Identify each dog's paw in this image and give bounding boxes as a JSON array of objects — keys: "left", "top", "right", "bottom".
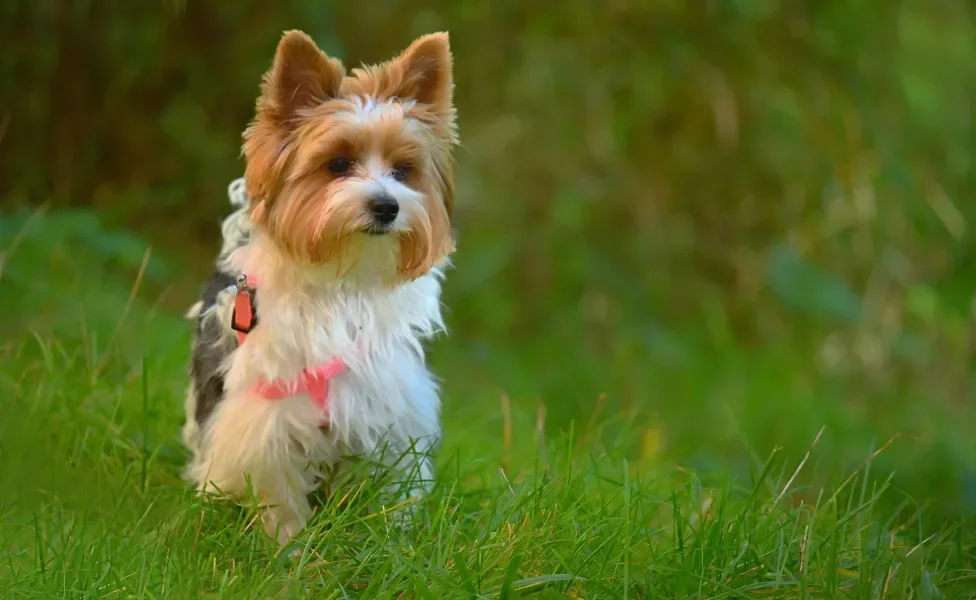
[{"left": 262, "top": 504, "right": 307, "bottom": 546}]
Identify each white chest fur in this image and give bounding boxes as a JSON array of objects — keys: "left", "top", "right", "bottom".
[
  {"left": 186, "top": 235, "right": 446, "bottom": 542},
  {"left": 224, "top": 235, "right": 446, "bottom": 451}
]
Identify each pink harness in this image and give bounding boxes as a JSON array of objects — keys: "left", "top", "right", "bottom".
[{"left": 231, "top": 274, "right": 347, "bottom": 425}]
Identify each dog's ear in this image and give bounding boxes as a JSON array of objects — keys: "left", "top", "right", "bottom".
[
  {"left": 392, "top": 33, "right": 453, "bottom": 110},
  {"left": 243, "top": 32, "right": 345, "bottom": 203},
  {"left": 263, "top": 30, "right": 345, "bottom": 121}
]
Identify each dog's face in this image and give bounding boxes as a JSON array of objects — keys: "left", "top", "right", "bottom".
[{"left": 242, "top": 31, "right": 457, "bottom": 282}]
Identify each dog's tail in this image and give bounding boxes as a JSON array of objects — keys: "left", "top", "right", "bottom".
[
  {"left": 220, "top": 178, "right": 254, "bottom": 257},
  {"left": 228, "top": 177, "right": 249, "bottom": 209},
  {"left": 186, "top": 179, "right": 254, "bottom": 321}
]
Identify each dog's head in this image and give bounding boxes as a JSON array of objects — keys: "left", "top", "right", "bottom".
[{"left": 242, "top": 31, "right": 457, "bottom": 283}]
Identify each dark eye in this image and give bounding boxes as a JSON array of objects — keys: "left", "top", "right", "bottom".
[
  {"left": 391, "top": 163, "right": 413, "bottom": 182},
  {"left": 327, "top": 157, "right": 352, "bottom": 175}
]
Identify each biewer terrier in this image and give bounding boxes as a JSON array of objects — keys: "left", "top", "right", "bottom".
[{"left": 181, "top": 30, "right": 457, "bottom": 544}]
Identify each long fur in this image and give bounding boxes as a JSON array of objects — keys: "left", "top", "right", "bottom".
[{"left": 182, "top": 30, "right": 457, "bottom": 544}]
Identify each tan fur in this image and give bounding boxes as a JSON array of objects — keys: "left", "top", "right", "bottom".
[{"left": 242, "top": 31, "right": 457, "bottom": 280}]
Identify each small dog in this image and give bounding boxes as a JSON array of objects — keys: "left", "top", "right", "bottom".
[{"left": 181, "top": 30, "right": 457, "bottom": 544}]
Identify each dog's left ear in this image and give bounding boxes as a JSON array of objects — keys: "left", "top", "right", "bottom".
[{"left": 393, "top": 33, "right": 453, "bottom": 110}]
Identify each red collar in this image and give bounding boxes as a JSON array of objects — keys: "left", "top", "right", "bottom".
[{"left": 232, "top": 274, "right": 347, "bottom": 424}]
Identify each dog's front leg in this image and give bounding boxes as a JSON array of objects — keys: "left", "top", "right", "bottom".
[
  {"left": 365, "top": 434, "right": 438, "bottom": 528},
  {"left": 186, "top": 391, "right": 329, "bottom": 544}
]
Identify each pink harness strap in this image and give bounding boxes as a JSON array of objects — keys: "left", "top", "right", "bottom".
[{"left": 232, "top": 274, "right": 347, "bottom": 424}]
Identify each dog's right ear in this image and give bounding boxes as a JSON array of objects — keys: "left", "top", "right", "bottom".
[
  {"left": 244, "top": 31, "right": 345, "bottom": 202},
  {"left": 262, "top": 30, "right": 345, "bottom": 122}
]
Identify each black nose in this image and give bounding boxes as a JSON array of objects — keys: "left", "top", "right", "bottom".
[{"left": 368, "top": 193, "right": 399, "bottom": 224}]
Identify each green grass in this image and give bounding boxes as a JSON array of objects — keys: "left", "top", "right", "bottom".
[{"left": 1, "top": 211, "right": 975, "bottom": 598}]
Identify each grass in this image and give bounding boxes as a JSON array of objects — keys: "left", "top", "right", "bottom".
[{"left": 1, "top": 211, "right": 975, "bottom": 598}]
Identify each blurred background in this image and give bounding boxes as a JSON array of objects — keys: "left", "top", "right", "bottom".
[{"left": 1, "top": 1, "right": 974, "bottom": 518}]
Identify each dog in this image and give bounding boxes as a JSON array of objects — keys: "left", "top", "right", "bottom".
[{"left": 181, "top": 30, "right": 457, "bottom": 544}]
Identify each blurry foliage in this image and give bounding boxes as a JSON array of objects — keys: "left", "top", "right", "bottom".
[
  {"left": 0, "top": 0, "right": 340, "bottom": 239},
  {"left": 2, "top": 1, "right": 975, "bottom": 473},
  {"left": 0, "top": 208, "right": 170, "bottom": 343}
]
